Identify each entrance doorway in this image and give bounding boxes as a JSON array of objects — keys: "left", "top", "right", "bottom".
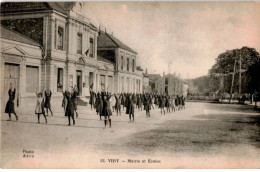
[
  {"left": 76, "top": 70, "right": 82, "bottom": 96},
  {"left": 3, "top": 63, "right": 20, "bottom": 110}
]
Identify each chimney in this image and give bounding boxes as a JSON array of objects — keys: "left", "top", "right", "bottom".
[
  {"left": 163, "top": 71, "right": 165, "bottom": 77},
  {"left": 178, "top": 73, "right": 180, "bottom": 78},
  {"left": 145, "top": 68, "right": 148, "bottom": 74}
]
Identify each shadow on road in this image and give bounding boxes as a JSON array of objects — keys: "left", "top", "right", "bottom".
[{"left": 1, "top": 119, "right": 102, "bottom": 129}]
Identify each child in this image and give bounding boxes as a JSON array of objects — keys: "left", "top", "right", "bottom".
[
  {"left": 44, "top": 90, "right": 53, "bottom": 116},
  {"left": 5, "top": 83, "right": 18, "bottom": 121},
  {"left": 35, "top": 92, "right": 47, "bottom": 124}
]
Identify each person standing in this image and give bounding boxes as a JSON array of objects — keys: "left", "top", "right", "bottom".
[
  {"left": 89, "top": 91, "right": 95, "bottom": 110},
  {"left": 136, "top": 94, "right": 141, "bottom": 111},
  {"left": 175, "top": 95, "right": 180, "bottom": 111},
  {"left": 165, "top": 95, "right": 170, "bottom": 113},
  {"left": 5, "top": 83, "right": 18, "bottom": 121},
  {"left": 161, "top": 96, "right": 166, "bottom": 115},
  {"left": 35, "top": 92, "right": 47, "bottom": 124},
  {"left": 144, "top": 94, "right": 151, "bottom": 117},
  {"left": 126, "top": 94, "right": 135, "bottom": 122},
  {"left": 62, "top": 90, "right": 68, "bottom": 114},
  {"left": 154, "top": 95, "right": 159, "bottom": 109},
  {"left": 102, "top": 93, "right": 112, "bottom": 128},
  {"left": 95, "top": 93, "right": 103, "bottom": 120},
  {"left": 170, "top": 96, "right": 176, "bottom": 113},
  {"left": 110, "top": 93, "right": 116, "bottom": 112},
  {"left": 114, "top": 94, "right": 121, "bottom": 116},
  {"left": 64, "top": 91, "right": 75, "bottom": 126},
  {"left": 120, "top": 93, "right": 125, "bottom": 110},
  {"left": 181, "top": 95, "right": 185, "bottom": 110},
  {"left": 44, "top": 90, "right": 53, "bottom": 116},
  {"left": 72, "top": 85, "right": 78, "bottom": 118}
]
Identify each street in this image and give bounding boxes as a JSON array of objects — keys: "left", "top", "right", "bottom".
[{"left": 1, "top": 102, "right": 260, "bottom": 168}]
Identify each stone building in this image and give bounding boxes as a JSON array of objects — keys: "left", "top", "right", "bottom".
[
  {"left": 148, "top": 73, "right": 161, "bottom": 93},
  {"left": 97, "top": 31, "right": 143, "bottom": 93},
  {"left": 0, "top": 2, "right": 145, "bottom": 113},
  {"left": 155, "top": 73, "right": 184, "bottom": 96},
  {"left": 0, "top": 25, "right": 42, "bottom": 113},
  {"left": 0, "top": 2, "right": 115, "bottom": 112}
]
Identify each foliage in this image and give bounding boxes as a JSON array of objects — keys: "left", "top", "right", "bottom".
[
  {"left": 1, "top": 18, "right": 43, "bottom": 45},
  {"left": 192, "top": 47, "right": 260, "bottom": 96}
]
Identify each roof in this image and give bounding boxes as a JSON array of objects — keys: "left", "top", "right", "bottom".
[
  {"left": 97, "top": 32, "right": 137, "bottom": 54},
  {"left": 143, "top": 73, "right": 149, "bottom": 77},
  {"left": 97, "top": 55, "right": 114, "bottom": 65},
  {"left": 148, "top": 74, "right": 161, "bottom": 82},
  {"left": 0, "top": 2, "right": 55, "bottom": 13},
  {"left": 1, "top": 2, "right": 97, "bottom": 30},
  {"left": 0, "top": 25, "right": 40, "bottom": 47}
]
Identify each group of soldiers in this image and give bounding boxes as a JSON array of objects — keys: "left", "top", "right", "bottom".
[
  {"left": 4, "top": 83, "right": 186, "bottom": 128},
  {"left": 89, "top": 91, "right": 186, "bottom": 128}
]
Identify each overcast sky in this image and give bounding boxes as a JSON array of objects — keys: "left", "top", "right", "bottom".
[{"left": 84, "top": 2, "right": 260, "bottom": 79}]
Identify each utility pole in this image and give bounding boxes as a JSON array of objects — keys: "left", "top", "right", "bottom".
[
  {"left": 239, "top": 50, "right": 242, "bottom": 102},
  {"left": 229, "top": 57, "right": 237, "bottom": 103}
]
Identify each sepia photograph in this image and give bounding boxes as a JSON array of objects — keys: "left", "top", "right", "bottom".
[{"left": 0, "top": 1, "right": 260, "bottom": 169}]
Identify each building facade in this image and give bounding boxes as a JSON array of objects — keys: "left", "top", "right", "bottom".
[
  {"left": 0, "top": 2, "right": 116, "bottom": 113},
  {"left": 97, "top": 32, "right": 143, "bottom": 94},
  {"left": 0, "top": 25, "right": 43, "bottom": 113},
  {"left": 1, "top": 2, "right": 145, "bottom": 113},
  {"left": 155, "top": 73, "right": 184, "bottom": 96}
]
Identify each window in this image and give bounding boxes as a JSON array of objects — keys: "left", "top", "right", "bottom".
[
  {"left": 26, "top": 65, "right": 39, "bottom": 92},
  {"left": 89, "top": 38, "right": 94, "bottom": 57},
  {"left": 108, "top": 76, "right": 113, "bottom": 93},
  {"left": 121, "top": 55, "right": 123, "bottom": 70},
  {"left": 57, "top": 26, "right": 64, "bottom": 50},
  {"left": 57, "top": 68, "right": 63, "bottom": 92},
  {"left": 132, "top": 59, "right": 135, "bottom": 72},
  {"left": 127, "top": 77, "right": 130, "bottom": 92},
  {"left": 133, "top": 78, "right": 135, "bottom": 92},
  {"left": 77, "top": 33, "right": 82, "bottom": 54},
  {"left": 165, "top": 78, "right": 168, "bottom": 85},
  {"left": 121, "top": 77, "right": 124, "bottom": 92},
  {"left": 127, "top": 58, "right": 129, "bottom": 71},
  {"left": 69, "top": 75, "right": 73, "bottom": 88},
  {"left": 89, "top": 72, "right": 94, "bottom": 90},
  {"left": 100, "top": 75, "right": 106, "bottom": 91}
]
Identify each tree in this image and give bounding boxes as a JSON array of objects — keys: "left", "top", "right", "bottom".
[
  {"left": 247, "top": 61, "right": 260, "bottom": 94},
  {"left": 209, "top": 47, "right": 260, "bottom": 95}
]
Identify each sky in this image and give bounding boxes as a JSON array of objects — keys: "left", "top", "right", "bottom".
[{"left": 83, "top": 2, "right": 260, "bottom": 79}]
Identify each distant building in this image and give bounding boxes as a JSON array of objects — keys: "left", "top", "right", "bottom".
[
  {"left": 97, "top": 31, "right": 143, "bottom": 93},
  {"left": 142, "top": 73, "right": 150, "bottom": 93},
  {"left": 155, "top": 73, "right": 184, "bottom": 96},
  {"left": 147, "top": 74, "right": 161, "bottom": 93}
]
